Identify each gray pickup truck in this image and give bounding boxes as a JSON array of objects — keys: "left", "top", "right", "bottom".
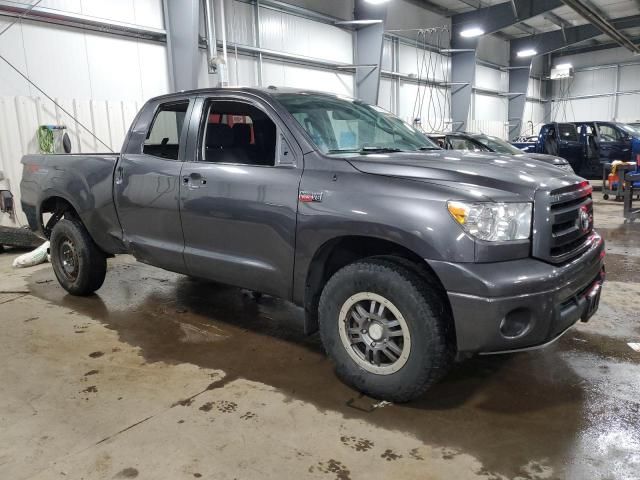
[{"left": 20, "top": 87, "right": 605, "bottom": 402}]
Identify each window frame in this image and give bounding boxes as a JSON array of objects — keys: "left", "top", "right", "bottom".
[
  {"left": 196, "top": 97, "right": 293, "bottom": 168},
  {"left": 142, "top": 100, "right": 191, "bottom": 161}
]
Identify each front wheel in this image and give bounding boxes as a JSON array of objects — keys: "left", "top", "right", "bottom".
[
  {"left": 50, "top": 218, "right": 106, "bottom": 295},
  {"left": 318, "top": 258, "right": 453, "bottom": 402}
]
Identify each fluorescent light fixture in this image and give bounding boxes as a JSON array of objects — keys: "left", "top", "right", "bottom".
[
  {"left": 555, "top": 63, "right": 572, "bottom": 69},
  {"left": 364, "top": 0, "right": 390, "bottom": 4},
  {"left": 460, "top": 27, "right": 484, "bottom": 38},
  {"left": 517, "top": 48, "right": 537, "bottom": 57}
]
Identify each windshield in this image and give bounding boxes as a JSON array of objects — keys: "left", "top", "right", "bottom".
[
  {"left": 474, "top": 135, "right": 524, "bottom": 155},
  {"left": 620, "top": 124, "right": 640, "bottom": 135},
  {"left": 274, "top": 93, "right": 439, "bottom": 154}
]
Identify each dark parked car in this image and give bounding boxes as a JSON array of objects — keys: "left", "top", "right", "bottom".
[
  {"left": 511, "top": 121, "right": 640, "bottom": 178},
  {"left": 573, "top": 121, "right": 640, "bottom": 167},
  {"left": 21, "top": 88, "right": 604, "bottom": 402},
  {"left": 427, "top": 132, "right": 574, "bottom": 173}
]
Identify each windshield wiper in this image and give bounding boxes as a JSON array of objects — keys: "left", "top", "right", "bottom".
[
  {"left": 359, "top": 146, "right": 403, "bottom": 153},
  {"left": 418, "top": 146, "right": 440, "bottom": 150}
]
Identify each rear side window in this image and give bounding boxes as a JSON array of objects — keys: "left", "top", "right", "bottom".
[
  {"left": 143, "top": 102, "right": 189, "bottom": 160},
  {"left": 557, "top": 124, "right": 578, "bottom": 141}
]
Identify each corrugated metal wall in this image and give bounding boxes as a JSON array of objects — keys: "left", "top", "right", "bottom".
[
  {"left": 551, "top": 48, "right": 640, "bottom": 124},
  {"left": 0, "top": 1, "right": 168, "bottom": 227},
  {"left": 0, "top": 96, "right": 139, "bottom": 225}
]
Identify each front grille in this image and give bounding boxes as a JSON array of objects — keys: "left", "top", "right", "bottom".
[{"left": 533, "top": 181, "right": 594, "bottom": 264}]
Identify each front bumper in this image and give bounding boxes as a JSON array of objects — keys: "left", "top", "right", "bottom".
[{"left": 428, "top": 231, "right": 605, "bottom": 353}]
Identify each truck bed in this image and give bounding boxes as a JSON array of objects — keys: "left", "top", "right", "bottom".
[{"left": 20, "top": 153, "right": 125, "bottom": 254}]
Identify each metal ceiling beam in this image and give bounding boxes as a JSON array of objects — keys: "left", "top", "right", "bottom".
[
  {"left": 561, "top": 0, "right": 640, "bottom": 53},
  {"left": 452, "top": 0, "right": 563, "bottom": 35},
  {"left": 553, "top": 35, "right": 640, "bottom": 56},
  {"left": 0, "top": 0, "right": 166, "bottom": 42},
  {"left": 544, "top": 11, "right": 573, "bottom": 28},
  {"left": 510, "top": 14, "right": 640, "bottom": 57},
  {"left": 403, "top": 0, "right": 454, "bottom": 17}
]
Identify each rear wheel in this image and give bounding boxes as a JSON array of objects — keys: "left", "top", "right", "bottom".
[
  {"left": 50, "top": 218, "right": 106, "bottom": 295},
  {"left": 318, "top": 258, "right": 453, "bottom": 402}
]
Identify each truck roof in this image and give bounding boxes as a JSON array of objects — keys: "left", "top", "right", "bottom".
[{"left": 147, "top": 86, "right": 348, "bottom": 103}]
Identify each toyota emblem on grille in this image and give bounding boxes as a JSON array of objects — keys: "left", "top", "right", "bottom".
[{"left": 578, "top": 205, "right": 592, "bottom": 232}]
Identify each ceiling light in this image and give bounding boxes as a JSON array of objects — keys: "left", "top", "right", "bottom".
[
  {"left": 460, "top": 27, "right": 484, "bottom": 38},
  {"left": 555, "top": 63, "right": 572, "bottom": 69},
  {"left": 517, "top": 48, "right": 537, "bottom": 57},
  {"left": 364, "top": 0, "right": 390, "bottom": 4}
]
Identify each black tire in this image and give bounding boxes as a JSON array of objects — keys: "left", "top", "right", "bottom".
[
  {"left": 603, "top": 194, "right": 609, "bottom": 200},
  {"left": 50, "top": 218, "right": 106, "bottom": 295},
  {"left": 318, "top": 258, "right": 454, "bottom": 402},
  {"left": 0, "top": 226, "right": 43, "bottom": 249}
]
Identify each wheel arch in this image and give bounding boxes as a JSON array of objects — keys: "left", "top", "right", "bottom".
[
  {"left": 39, "top": 194, "right": 82, "bottom": 238},
  {"left": 301, "top": 235, "right": 454, "bottom": 341}
]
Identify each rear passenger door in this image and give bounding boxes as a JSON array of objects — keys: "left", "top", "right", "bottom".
[
  {"left": 179, "top": 96, "right": 302, "bottom": 299},
  {"left": 556, "top": 123, "right": 585, "bottom": 174},
  {"left": 114, "top": 99, "right": 191, "bottom": 273}
]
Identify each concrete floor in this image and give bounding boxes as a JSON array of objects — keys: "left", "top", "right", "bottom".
[{"left": 0, "top": 195, "right": 639, "bottom": 480}]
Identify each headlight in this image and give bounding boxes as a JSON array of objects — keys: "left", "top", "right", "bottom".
[{"left": 447, "top": 201, "right": 532, "bottom": 241}]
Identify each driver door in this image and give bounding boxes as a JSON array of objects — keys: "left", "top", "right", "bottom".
[{"left": 179, "top": 96, "right": 303, "bottom": 299}]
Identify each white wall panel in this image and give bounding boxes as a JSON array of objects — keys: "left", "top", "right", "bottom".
[
  {"left": 0, "top": 96, "right": 138, "bottom": 225},
  {"left": 554, "top": 68, "right": 617, "bottom": 97},
  {"left": 551, "top": 96, "right": 614, "bottom": 122},
  {"left": 475, "top": 65, "right": 507, "bottom": 92},
  {"left": 398, "top": 43, "right": 449, "bottom": 82},
  {"left": 138, "top": 41, "right": 171, "bottom": 99},
  {"left": 0, "top": 20, "right": 31, "bottom": 96},
  {"left": 382, "top": 39, "right": 393, "bottom": 71},
  {"left": 259, "top": 7, "right": 352, "bottom": 63},
  {"left": 473, "top": 94, "right": 507, "bottom": 122},
  {"left": 527, "top": 77, "right": 543, "bottom": 100},
  {"left": 615, "top": 94, "right": 640, "bottom": 123},
  {"left": 0, "top": 21, "right": 170, "bottom": 102},
  {"left": 85, "top": 33, "right": 143, "bottom": 101},
  {"left": 39, "top": 0, "right": 164, "bottom": 28},
  {"left": 20, "top": 22, "right": 93, "bottom": 100},
  {"left": 619, "top": 64, "right": 640, "bottom": 92},
  {"left": 378, "top": 78, "right": 394, "bottom": 113},
  {"left": 468, "top": 120, "right": 507, "bottom": 139},
  {"left": 521, "top": 101, "right": 545, "bottom": 136},
  {"left": 262, "top": 61, "right": 353, "bottom": 96},
  {"left": 398, "top": 82, "right": 449, "bottom": 130},
  {"left": 223, "top": 0, "right": 255, "bottom": 46}
]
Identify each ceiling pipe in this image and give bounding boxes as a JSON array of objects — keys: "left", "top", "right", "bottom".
[
  {"left": 561, "top": 0, "right": 640, "bottom": 53},
  {"left": 203, "top": 0, "right": 218, "bottom": 75}
]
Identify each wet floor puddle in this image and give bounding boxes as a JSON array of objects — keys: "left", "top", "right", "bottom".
[{"left": 28, "top": 261, "right": 640, "bottom": 479}]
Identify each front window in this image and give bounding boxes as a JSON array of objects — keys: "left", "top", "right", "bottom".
[
  {"left": 557, "top": 124, "right": 578, "bottom": 141},
  {"left": 474, "top": 135, "right": 523, "bottom": 155},
  {"left": 274, "top": 93, "right": 439, "bottom": 154}
]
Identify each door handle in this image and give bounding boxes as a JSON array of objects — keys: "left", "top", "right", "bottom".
[
  {"left": 115, "top": 166, "right": 124, "bottom": 185},
  {"left": 183, "top": 174, "right": 207, "bottom": 189}
]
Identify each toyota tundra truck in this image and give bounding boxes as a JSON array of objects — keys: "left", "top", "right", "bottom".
[{"left": 20, "top": 87, "right": 605, "bottom": 402}]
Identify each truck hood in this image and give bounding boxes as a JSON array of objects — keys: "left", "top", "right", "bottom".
[
  {"left": 346, "top": 150, "right": 582, "bottom": 202},
  {"left": 514, "top": 152, "right": 569, "bottom": 165}
]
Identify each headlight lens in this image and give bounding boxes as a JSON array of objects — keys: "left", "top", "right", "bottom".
[{"left": 447, "top": 201, "right": 532, "bottom": 241}]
